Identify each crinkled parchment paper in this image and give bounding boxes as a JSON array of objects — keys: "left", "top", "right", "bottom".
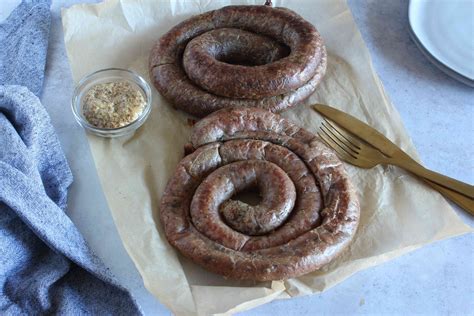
[{"left": 62, "top": 0, "right": 471, "bottom": 314}]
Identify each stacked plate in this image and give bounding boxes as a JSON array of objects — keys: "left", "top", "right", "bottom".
[{"left": 409, "top": 0, "right": 474, "bottom": 87}]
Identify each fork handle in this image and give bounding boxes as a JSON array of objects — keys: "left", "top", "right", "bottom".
[
  {"left": 387, "top": 158, "right": 474, "bottom": 199},
  {"left": 424, "top": 179, "right": 474, "bottom": 215}
]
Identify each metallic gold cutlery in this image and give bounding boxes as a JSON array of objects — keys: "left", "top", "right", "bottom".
[{"left": 312, "top": 104, "right": 474, "bottom": 215}]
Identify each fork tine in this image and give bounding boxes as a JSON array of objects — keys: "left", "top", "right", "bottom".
[
  {"left": 321, "top": 121, "right": 359, "bottom": 155},
  {"left": 323, "top": 118, "right": 363, "bottom": 149},
  {"left": 317, "top": 130, "right": 357, "bottom": 162}
]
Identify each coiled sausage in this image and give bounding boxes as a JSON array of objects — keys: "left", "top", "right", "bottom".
[{"left": 160, "top": 107, "right": 360, "bottom": 281}]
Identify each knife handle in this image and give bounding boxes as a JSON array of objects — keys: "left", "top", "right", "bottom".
[
  {"left": 387, "top": 158, "right": 474, "bottom": 199},
  {"left": 424, "top": 180, "right": 474, "bottom": 215}
]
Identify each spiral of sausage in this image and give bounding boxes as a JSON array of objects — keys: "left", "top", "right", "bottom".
[
  {"left": 149, "top": 5, "right": 327, "bottom": 117},
  {"left": 160, "top": 107, "right": 360, "bottom": 281}
]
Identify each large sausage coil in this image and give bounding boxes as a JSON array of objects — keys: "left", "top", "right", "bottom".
[
  {"left": 149, "top": 4, "right": 327, "bottom": 117},
  {"left": 160, "top": 107, "right": 360, "bottom": 281}
]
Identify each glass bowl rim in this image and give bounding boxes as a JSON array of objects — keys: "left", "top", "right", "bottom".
[{"left": 71, "top": 67, "right": 152, "bottom": 134}]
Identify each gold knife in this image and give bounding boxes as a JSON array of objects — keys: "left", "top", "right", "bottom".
[{"left": 312, "top": 104, "right": 474, "bottom": 214}]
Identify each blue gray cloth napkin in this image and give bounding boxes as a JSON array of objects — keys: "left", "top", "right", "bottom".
[{"left": 0, "top": 1, "right": 142, "bottom": 314}]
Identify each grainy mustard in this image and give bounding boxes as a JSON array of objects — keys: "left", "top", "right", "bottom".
[{"left": 82, "top": 81, "right": 146, "bottom": 129}]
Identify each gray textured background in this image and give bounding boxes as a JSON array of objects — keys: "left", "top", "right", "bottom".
[{"left": 1, "top": 0, "right": 472, "bottom": 315}]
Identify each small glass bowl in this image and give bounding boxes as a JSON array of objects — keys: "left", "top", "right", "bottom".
[{"left": 71, "top": 68, "right": 152, "bottom": 138}]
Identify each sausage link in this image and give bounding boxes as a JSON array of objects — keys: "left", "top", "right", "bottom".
[
  {"left": 160, "top": 107, "right": 360, "bottom": 281},
  {"left": 149, "top": 5, "right": 327, "bottom": 116}
]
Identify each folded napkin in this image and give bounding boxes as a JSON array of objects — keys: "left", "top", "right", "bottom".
[{"left": 0, "top": 1, "right": 142, "bottom": 314}]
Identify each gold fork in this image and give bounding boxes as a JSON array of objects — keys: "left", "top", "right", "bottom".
[{"left": 317, "top": 118, "right": 474, "bottom": 214}]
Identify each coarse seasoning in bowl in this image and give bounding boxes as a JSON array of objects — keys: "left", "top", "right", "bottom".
[{"left": 72, "top": 68, "right": 152, "bottom": 137}]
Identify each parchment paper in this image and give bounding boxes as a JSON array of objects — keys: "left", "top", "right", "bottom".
[{"left": 61, "top": 0, "right": 471, "bottom": 314}]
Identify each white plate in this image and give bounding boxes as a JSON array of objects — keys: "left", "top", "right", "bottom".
[{"left": 409, "top": 0, "right": 474, "bottom": 86}]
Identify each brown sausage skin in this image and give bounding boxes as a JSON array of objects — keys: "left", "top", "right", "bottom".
[
  {"left": 160, "top": 107, "right": 360, "bottom": 281},
  {"left": 149, "top": 5, "right": 327, "bottom": 117},
  {"left": 151, "top": 57, "right": 325, "bottom": 117},
  {"left": 184, "top": 28, "right": 290, "bottom": 68},
  {"left": 182, "top": 21, "right": 320, "bottom": 99},
  {"left": 191, "top": 160, "right": 297, "bottom": 246}
]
